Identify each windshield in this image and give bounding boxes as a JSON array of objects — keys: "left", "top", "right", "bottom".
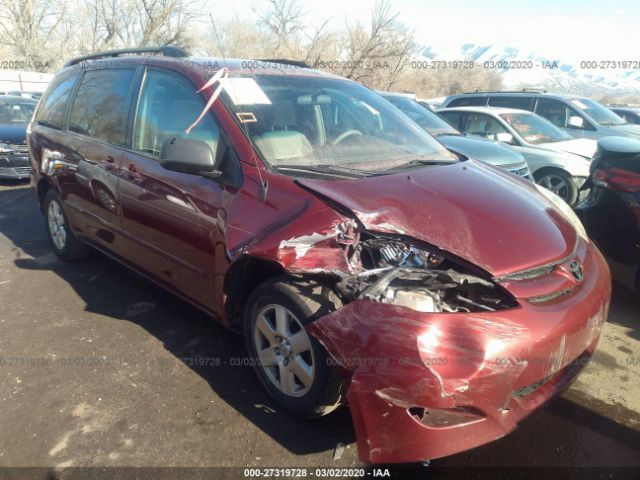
[
  {"left": 382, "top": 95, "right": 460, "bottom": 136},
  {"left": 500, "top": 112, "right": 571, "bottom": 144},
  {"left": 0, "top": 100, "right": 36, "bottom": 124},
  {"left": 570, "top": 98, "right": 626, "bottom": 126},
  {"left": 220, "top": 74, "right": 456, "bottom": 174}
]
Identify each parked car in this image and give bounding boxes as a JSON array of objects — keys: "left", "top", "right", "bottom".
[
  {"left": 378, "top": 92, "right": 531, "bottom": 179},
  {"left": 442, "top": 91, "right": 640, "bottom": 140},
  {"left": 576, "top": 137, "right": 640, "bottom": 291},
  {"left": 2, "top": 90, "right": 43, "bottom": 101},
  {"left": 29, "top": 48, "right": 611, "bottom": 465},
  {"left": 609, "top": 107, "right": 640, "bottom": 125},
  {"left": 438, "top": 106, "right": 595, "bottom": 204},
  {"left": 0, "top": 95, "right": 37, "bottom": 180}
]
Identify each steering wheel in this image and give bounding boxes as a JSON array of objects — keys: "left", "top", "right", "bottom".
[{"left": 332, "top": 129, "right": 363, "bottom": 145}]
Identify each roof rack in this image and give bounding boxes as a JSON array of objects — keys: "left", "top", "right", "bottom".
[
  {"left": 464, "top": 88, "right": 547, "bottom": 94},
  {"left": 256, "top": 58, "right": 310, "bottom": 68},
  {"left": 64, "top": 46, "right": 189, "bottom": 67}
]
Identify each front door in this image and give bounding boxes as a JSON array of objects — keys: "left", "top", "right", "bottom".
[{"left": 118, "top": 67, "right": 238, "bottom": 313}]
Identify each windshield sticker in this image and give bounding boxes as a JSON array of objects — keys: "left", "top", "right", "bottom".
[
  {"left": 219, "top": 78, "right": 272, "bottom": 105},
  {"left": 236, "top": 112, "right": 258, "bottom": 123},
  {"left": 571, "top": 100, "right": 588, "bottom": 110}
]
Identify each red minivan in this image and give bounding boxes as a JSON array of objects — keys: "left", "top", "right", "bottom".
[{"left": 28, "top": 48, "right": 611, "bottom": 464}]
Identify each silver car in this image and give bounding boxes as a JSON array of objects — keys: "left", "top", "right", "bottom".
[
  {"left": 378, "top": 92, "right": 531, "bottom": 180},
  {"left": 442, "top": 92, "right": 640, "bottom": 140},
  {"left": 438, "top": 107, "right": 594, "bottom": 205}
]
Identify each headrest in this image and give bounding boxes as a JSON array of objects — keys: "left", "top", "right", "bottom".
[{"left": 253, "top": 130, "right": 313, "bottom": 163}]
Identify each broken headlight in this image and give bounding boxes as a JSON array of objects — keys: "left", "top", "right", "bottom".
[{"left": 335, "top": 235, "right": 518, "bottom": 313}]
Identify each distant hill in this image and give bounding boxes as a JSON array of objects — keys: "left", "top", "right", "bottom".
[{"left": 416, "top": 44, "right": 640, "bottom": 97}]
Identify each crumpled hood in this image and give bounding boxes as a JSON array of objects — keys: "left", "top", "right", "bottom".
[
  {"left": 537, "top": 138, "right": 597, "bottom": 159},
  {"left": 297, "top": 160, "right": 577, "bottom": 277}
]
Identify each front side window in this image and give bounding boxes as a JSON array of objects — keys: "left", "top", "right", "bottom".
[
  {"left": 220, "top": 74, "right": 456, "bottom": 174},
  {"left": 500, "top": 113, "right": 571, "bottom": 144},
  {"left": 133, "top": 70, "right": 220, "bottom": 157},
  {"left": 34, "top": 71, "right": 79, "bottom": 129},
  {"left": 68, "top": 69, "right": 135, "bottom": 145},
  {"left": 535, "top": 98, "right": 585, "bottom": 129},
  {"left": 438, "top": 111, "right": 465, "bottom": 130}
]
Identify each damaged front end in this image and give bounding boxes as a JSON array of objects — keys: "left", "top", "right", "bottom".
[
  {"left": 264, "top": 219, "right": 609, "bottom": 464},
  {"left": 334, "top": 233, "right": 518, "bottom": 314},
  {"left": 239, "top": 176, "right": 609, "bottom": 464}
]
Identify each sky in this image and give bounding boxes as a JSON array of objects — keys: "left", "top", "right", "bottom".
[{"left": 208, "top": 0, "right": 640, "bottom": 62}]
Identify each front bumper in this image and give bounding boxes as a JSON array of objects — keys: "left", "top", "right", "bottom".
[
  {"left": 0, "top": 165, "right": 31, "bottom": 179},
  {"left": 306, "top": 241, "right": 611, "bottom": 464},
  {"left": 0, "top": 151, "right": 31, "bottom": 179}
]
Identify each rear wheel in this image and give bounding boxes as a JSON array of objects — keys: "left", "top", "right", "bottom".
[
  {"left": 44, "top": 190, "right": 91, "bottom": 260},
  {"left": 244, "top": 276, "right": 345, "bottom": 419},
  {"left": 535, "top": 169, "right": 578, "bottom": 205}
]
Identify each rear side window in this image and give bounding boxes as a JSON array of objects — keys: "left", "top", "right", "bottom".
[
  {"left": 447, "top": 96, "right": 487, "bottom": 107},
  {"left": 35, "top": 71, "right": 79, "bottom": 129},
  {"left": 488, "top": 96, "right": 534, "bottom": 110},
  {"left": 133, "top": 69, "right": 220, "bottom": 157},
  {"left": 68, "top": 69, "right": 135, "bottom": 145}
]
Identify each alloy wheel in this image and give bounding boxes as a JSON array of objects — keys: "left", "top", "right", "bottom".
[
  {"left": 253, "top": 304, "right": 315, "bottom": 397},
  {"left": 47, "top": 200, "right": 67, "bottom": 251},
  {"left": 537, "top": 174, "right": 570, "bottom": 201}
]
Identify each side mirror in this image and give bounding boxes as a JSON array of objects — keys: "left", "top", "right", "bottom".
[
  {"left": 495, "top": 132, "right": 514, "bottom": 144},
  {"left": 160, "top": 137, "right": 222, "bottom": 178},
  {"left": 568, "top": 116, "right": 585, "bottom": 129}
]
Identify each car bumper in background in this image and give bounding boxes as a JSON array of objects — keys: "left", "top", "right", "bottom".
[{"left": 0, "top": 165, "right": 31, "bottom": 179}]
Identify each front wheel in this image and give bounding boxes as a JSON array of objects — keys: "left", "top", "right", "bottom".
[
  {"left": 244, "top": 276, "right": 346, "bottom": 419},
  {"left": 44, "top": 189, "right": 91, "bottom": 260},
  {"left": 535, "top": 169, "right": 578, "bottom": 205}
]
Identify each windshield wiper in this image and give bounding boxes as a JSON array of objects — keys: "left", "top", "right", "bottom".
[
  {"left": 383, "top": 158, "right": 457, "bottom": 172},
  {"left": 275, "top": 164, "right": 383, "bottom": 177}
]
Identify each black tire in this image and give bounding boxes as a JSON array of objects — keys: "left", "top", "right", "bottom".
[
  {"left": 244, "top": 275, "right": 346, "bottom": 419},
  {"left": 43, "top": 189, "right": 91, "bottom": 261},
  {"left": 534, "top": 168, "right": 579, "bottom": 205}
]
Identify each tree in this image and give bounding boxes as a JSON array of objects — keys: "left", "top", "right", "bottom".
[
  {"left": 331, "top": 0, "right": 414, "bottom": 89},
  {"left": 0, "top": 0, "right": 73, "bottom": 70},
  {"left": 76, "top": 0, "right": 201, "bottom": 54},
  {"left": 258, "top": 0, "right": 304, "bottom": 55}
]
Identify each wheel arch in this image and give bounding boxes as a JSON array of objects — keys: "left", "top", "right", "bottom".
[{"left": 223, "top": 255, "right": 287, "bottom": 329}]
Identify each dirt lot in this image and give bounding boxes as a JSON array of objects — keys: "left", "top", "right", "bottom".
[{"left": 0, "top": 180, "right": 639, "bottom": 479}]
